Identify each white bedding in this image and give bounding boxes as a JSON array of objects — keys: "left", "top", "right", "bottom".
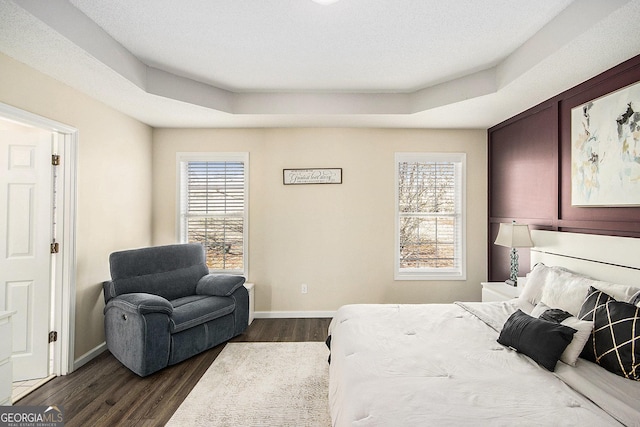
[{"left": 328, "top": 302, "right": 639, "bottom": 426}]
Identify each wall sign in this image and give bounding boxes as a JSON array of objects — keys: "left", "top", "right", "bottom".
[{"left": 283, "top": 168, "right": 342, "bottom": 185}]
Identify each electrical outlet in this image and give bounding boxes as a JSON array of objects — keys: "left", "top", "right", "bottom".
[{"left": 301, "top": 283, "right": 308, "bottom": 294}]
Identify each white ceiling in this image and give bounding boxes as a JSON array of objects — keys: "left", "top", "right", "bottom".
[
  {"left": 1, "top": 0, "right": 640, "bottom": 128},
  {"left": 69, "top": 0, "right": 573, "bottom": 93}
]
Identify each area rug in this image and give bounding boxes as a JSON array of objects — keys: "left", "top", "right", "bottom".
[{"left": 166, "top": 342, "right": 331, "bottom": 427}]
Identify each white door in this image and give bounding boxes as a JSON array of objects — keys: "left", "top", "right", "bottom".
[{"left": 0, "top": 122, "right": 53, "bottom": 381}]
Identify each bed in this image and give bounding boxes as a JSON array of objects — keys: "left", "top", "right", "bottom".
[{"left": 327, "top": 262, "right": 640, "bottom": 426}]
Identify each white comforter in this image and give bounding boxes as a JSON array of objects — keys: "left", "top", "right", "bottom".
[{"left": 328, "top": 302, "right": 639, "bottom": 426}]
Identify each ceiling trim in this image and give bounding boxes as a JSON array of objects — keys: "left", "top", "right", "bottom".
[{"left": 5, "top": 0, "right": 638, "bottom": 127}]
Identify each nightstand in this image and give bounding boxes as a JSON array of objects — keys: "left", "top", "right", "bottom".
[{"left": 481, "top": 282, "right": 521, "bottom": 302}]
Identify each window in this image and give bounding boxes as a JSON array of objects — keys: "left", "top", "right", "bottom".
[
  {"left": 178, "top": 153, "right": 249, "bottom": 275},
  {"left": 395, "top": 153, "right": 465, "bottom": 280}
]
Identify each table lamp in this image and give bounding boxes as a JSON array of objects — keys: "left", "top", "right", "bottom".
[{"left": 494, "top": 221, "right": 533, "bottom": 286}]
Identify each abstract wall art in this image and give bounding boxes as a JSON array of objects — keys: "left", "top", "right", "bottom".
[{"left": 571, "top": 80, "right": 640, "bottom": 206}]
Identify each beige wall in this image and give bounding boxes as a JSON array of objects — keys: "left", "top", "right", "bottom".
[
  {"left": 0, "top": 53, "right": 153, "bottom": 359},
  {"left": 153, "top": 128, "right": 488, "bottom": 312},
  {"left": 0, "top": 51, "right": 487, "bottom": 360}
]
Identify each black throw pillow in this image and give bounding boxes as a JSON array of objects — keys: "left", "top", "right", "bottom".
[
  {"left": 578, "top": 287, "right": 615, "bottom": 361},
  {"left": 591, "top": 301, "right": 640, "bottom": 381},
  {"left": 498, "top": 310, "right": 576, "bottom": 371},
  {"left": 539, "top": 308, "right": 573, "bottom": 323}
]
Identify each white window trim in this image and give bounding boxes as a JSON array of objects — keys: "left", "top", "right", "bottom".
[
  {"left": 394, "top": 152, "right": 466, "bottom": 281},
  {"left": 176, "top": 152, "right": 249, "bottom": 276}
]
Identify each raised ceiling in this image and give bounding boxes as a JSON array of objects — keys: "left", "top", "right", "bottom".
[{"left": 1, "top": 0, "right": 639, "bottom": 128}]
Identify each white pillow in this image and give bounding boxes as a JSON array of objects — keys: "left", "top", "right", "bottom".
[
  {"left": 589, "top": 280, "right": 640, "bottom": 304},
  {"left": 540, "top": 267, "right": 592, "bottom": 317},
  {"left": 521, "top": 263, "right": 640, "bottom": 312},
  {"left": 531, "top": 302, "right": 593, "bottom": 366},
  {"left": 519, "top": 263, "right": 554, "bottom": 306}
]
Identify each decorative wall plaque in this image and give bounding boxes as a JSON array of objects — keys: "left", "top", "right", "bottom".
[{"left": 283, "top": 168, "right": 342, "bottom": 185}]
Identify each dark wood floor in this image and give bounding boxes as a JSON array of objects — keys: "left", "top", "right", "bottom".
[{"left": 16, "top": 318, "right": 332, "bottom": 427}]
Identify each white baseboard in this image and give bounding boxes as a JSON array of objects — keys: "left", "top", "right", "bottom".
[
  {"left": 254, "top": 311, "right": 335, "bottom": 319},
  {"left": 73, "top": 341, "right": 107, "bottom": 372}
]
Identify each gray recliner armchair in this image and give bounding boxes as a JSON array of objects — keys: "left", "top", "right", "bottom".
[{"left": 102, "top": 243, "right": 249, "bottom": 376}]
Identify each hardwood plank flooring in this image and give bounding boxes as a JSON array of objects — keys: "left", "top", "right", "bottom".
[{"left": 15, "top": 318, "right": 332, "bottom": 427}]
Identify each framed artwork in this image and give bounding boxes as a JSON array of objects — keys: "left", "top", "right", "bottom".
[
  {"left": 283, "top": 168, "right": 342, "bottom": 185},
  {"left": 571, "top": 80, "right": 640, "bottom": 206}
]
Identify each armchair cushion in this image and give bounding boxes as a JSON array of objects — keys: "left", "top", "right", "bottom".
[
  {"left": 197, "top": 274, "right": 246, "bottom": 297},
  {"left": 169, "top": 295, "right": 236, "bottom": 333},
  {"left": 105, "top": 293, "right": 173, "bottom": 316}
]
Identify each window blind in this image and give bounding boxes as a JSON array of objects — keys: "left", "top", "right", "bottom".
[{"left": 180, "top": 158, "right": 247, "bottom": 272}]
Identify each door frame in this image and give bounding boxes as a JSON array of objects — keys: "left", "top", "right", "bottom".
[{"left": 0, "top": 102, "right": 77, "bottom": 376}]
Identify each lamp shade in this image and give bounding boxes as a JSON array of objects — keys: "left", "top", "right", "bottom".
[{"left": 494, "top": 223, "right": 533, "bottom": 248}]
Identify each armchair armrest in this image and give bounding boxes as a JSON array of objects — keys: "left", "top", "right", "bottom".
[
  {"left": 104, "top": 292, "right": 173, "bottom": 316},
  {"left": 196, "top": 274, "right": 246, "bottom": 297}
]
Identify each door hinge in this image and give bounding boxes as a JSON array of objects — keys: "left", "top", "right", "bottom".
[
  {"left": 50, "top": 242, "right": 59, "bottom": 254},
  {"left": 52, "top": 154, "right": 60, "bottom": 166},
  {"left": 49, "top": 331, "right": 58, "bottom": 343}
]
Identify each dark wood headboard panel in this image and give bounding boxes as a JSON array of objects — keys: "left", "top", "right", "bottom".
[{"left": 488, "top": 54, "right": 640, "bottom": 282}]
